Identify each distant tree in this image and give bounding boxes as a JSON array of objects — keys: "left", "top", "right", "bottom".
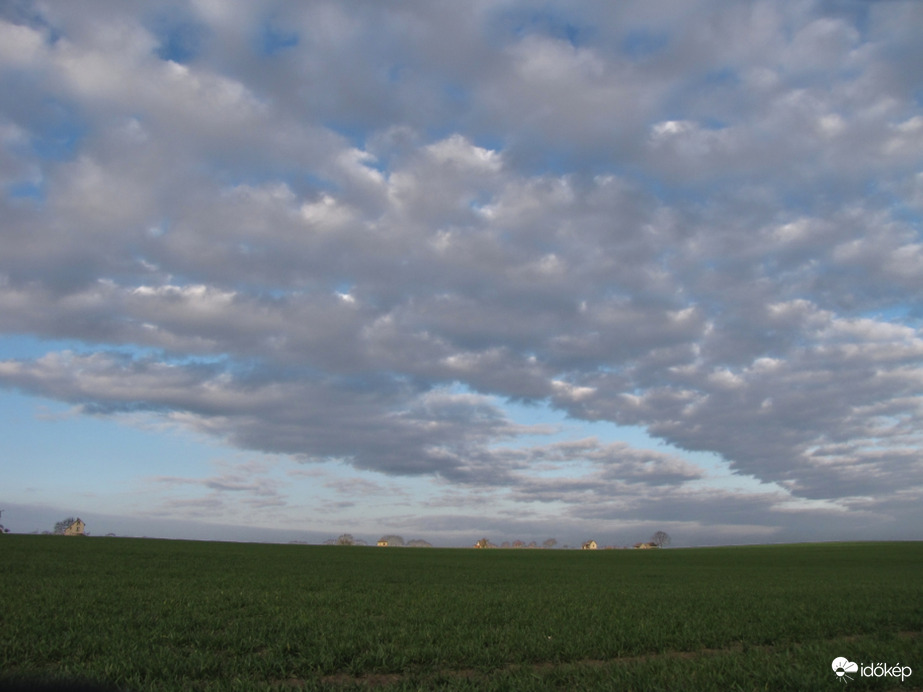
[
  {"left": 378, "top": 534, "right": 404, "bottom": 547},
  {"left": 651, "top": 531, "right": 671, "bottom": 548},
  {"left": 334, "top": 533, "right": 356, "bottom": 546},
  {"left": 527, "top": 541, "right": 537, "bottom": 548},
  {"left": 54, "top": 517, "right": 77, "bottom": 535},
  {"left": 512, "top": 539, "right": 525, "bottom": 548},
  {"left": 543, "top": 538, "right": 557, "bottom": 549}
]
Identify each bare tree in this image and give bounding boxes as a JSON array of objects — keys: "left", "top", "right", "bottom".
[
  {"left": 651, "top": 531, "right": 671, "bottom": 548},
  {"left": 334, "top": 533, "right": 356, "bottom": 546},
  {"left": 542, "top": 538, "right": 557, "bottom": 549}
]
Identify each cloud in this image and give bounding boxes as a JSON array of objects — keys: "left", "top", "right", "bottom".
[
  {"left": 0, "top": 350, "right": 549, "bottom": 482},
  {"left": 1, "top": 0, "right": 922, "bottom": 542},
  {"left": 148, "top": 458, "right": 289, "bottom": 520}
]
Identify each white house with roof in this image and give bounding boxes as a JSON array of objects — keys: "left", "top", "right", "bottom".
[{"left": 63, "top": 518, "right": 86, "bottom": 536}]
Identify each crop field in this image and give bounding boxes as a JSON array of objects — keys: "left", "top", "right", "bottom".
[{"left": 1, "top": 536, "right": 921, "bottom": 691}]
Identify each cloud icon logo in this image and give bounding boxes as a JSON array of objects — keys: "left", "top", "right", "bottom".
[{"left": 832, "top": 657, "right": 859, "bottom": 682}]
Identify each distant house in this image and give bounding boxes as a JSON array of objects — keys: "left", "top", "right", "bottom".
[
  {"left": 582, "top": 540, "right": 598, "bottom": 550},
  {"left": 474, "top": 538, "right": 493, "bottom": 549},
  {"left": 377, "top": 535, "right": 406, "bottom": 547},
  {"left": 64, "top": 518, "right": 86, "bottom": 536},
  {"left": 633, "top": 541, "right": 657, "bottom": 549}
]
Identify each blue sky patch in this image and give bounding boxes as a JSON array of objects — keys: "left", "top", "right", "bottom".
[
  {"left": 5, "top": 180, "right": 43, "bottom": 201},
  {"left": 149, "top": 14, "right": 208, "bottom": 64},
  {"left": 28, "top": 100, "right": 85, "bottom": 161},
  {"left": 621, "top": 29, "right": 669, "bottom": 60},
  {"left": 259, "top": 21, "right": 299, "bottom": 57}
]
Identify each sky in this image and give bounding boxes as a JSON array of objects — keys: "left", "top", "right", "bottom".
[{"left": 1, "top": 0, "right": 922, "bottom": 548}]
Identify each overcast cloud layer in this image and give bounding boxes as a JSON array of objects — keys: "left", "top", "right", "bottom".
[{"left": 1, "top": 0, "right": 922, "bottom": 545}]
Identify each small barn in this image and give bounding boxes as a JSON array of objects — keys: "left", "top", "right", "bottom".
[
  {"left": 64, "top": 518, "right": 86, "bottom": 536},
  {"left": 582, "top": 539, "right": 598, "bottom": 550}
]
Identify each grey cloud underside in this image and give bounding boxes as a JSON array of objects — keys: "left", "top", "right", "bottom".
[{"left": 1, "top": 1, "right": 922, "bottom": 514}]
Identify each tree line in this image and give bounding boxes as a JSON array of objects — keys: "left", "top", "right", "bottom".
[
  {"left": 476, "top": 532, "right": 670, "bottom": 549},
  {"left": 325, "top": 534, "right": 432, "bottom": 547}
]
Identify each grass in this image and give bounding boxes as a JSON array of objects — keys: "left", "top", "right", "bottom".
[{"left": 1, "top": 536, "right": 921, "bottom": 690}]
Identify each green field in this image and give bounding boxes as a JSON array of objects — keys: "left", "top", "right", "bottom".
[{"left": 1, "top": 536, "right": 921, "bottom": 691}]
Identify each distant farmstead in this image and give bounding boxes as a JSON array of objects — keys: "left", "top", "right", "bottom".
[
  {"left": 582, "top": 540, "right": 598, "bottom": 550},
  {"left": 64, "top": 518, "right": 86, "bottom": 536},
  {"left": 633, "top": 541, "right": 657, "bottom": 549}
]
